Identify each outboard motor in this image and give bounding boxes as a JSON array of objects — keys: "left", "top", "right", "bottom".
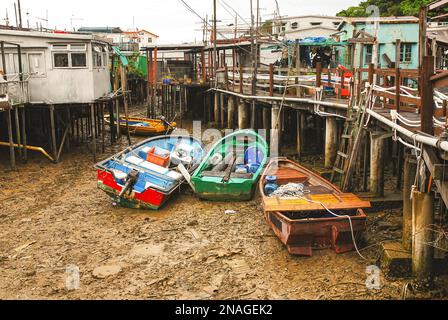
[{"left": 118, "top": 169, "right": 140, "bottom": 201}]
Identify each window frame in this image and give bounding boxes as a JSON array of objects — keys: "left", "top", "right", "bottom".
[
  {"left": 51, "top": 43, "right": 88, "bottom": 69},
  {"left": 400, "top": 43, "right": 413, "bottom": 64},
  {"left": 365, "top": 44, "right": 373, "bottom": 65}
]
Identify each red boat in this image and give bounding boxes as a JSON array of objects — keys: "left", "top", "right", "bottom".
[{"left": 95, "top": 135, "right": 204, "bottom": 210}]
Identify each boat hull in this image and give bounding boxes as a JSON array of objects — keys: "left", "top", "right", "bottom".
[
  {"left": 97, "top": 170, "right": 171, "bottom": 210},
  {"left": 194, "top": 180, "right": 256, "bottom": 201},
  {"left": 260, "top": 157, "right": 370, "bottom": 256},
  {"left": 265, "top": 210, "right": 367, "bottom": 256},
  {"left": 95, "top": 135, "right": 204, "bottom": 211},
  {"left": 191, "top": 130, "right": 269, "bottom": 202},
  {"left": 105, "top": 116, "right": 176, "bottom": 136}
]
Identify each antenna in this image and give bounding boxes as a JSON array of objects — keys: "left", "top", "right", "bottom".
[
  {"left": 70, "top": 14, "right": 84, "bottom": 31},
  {"left": 4, "top": 8, "right": 10, "bottom": 26}
]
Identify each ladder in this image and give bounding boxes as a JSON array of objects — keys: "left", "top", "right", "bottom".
[{"left": 331, "top": 87, "right": 370, "bottom": 191}]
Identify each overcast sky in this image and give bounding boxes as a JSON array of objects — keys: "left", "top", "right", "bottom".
[{"left": 2, "top": 0, "right": 360, "bottom": 43}]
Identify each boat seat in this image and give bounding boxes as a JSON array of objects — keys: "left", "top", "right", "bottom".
[{"left": 201, "top": 171, "right": 253, "bottom": 179}]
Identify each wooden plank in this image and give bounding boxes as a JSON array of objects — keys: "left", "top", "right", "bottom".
[
  {"left": 263, "top": 192, "right": 371, "bottom": 212},
  {"left": 423, "top": 146, "right": 448, "bottom": 181}
]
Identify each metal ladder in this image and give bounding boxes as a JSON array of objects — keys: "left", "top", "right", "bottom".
[{"left": 331, "top": 88, "right": 370, "bottom": 191}]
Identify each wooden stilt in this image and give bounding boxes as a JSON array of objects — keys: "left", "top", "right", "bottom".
[
  {"left": 90, "top": 103, "right": 97, "bottom": 162},
  {"left": 403, "top": 155, "right": 417, "bottom": 251},
  {"left": 14, "top": 106, "right": 22, "bottom": 158},
  {"left": 49, "top": 105, "right": 58, "bottom": 162},
  {"left": 6, "top": 109, "right": 16, "bottom": 169},
  {"left": 21, "top": 105, "right": 27, "bottom": 161}
]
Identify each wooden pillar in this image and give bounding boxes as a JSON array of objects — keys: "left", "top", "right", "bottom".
[
  {"left": 316, "top": 62, "right": 322, "bottom": 88},
  {"left": 21, "top": 106, "right": 27, "bottom": 161},
  {"left": 120, "top": 64, "right": 132, "bottom": 145},
  {"left": 227, "top": 95, "right": 235, "bottom": 129},
  {"left": 271, "top": 103, "right": 282, "bottom": 156},
  {"left": 269, "top": 64, "right": 274, "bottom": 97},
  {"left": 49, "top": 105, "right": 57, "bottom": 162},
  {"left": 325, "top": 117, "right": 338, "bottom": 168},
  {"left": 220, "top": 93, "right": 225, "bottom": 128},
  {"left": 238, "top": 99, "right": 249, "bottom": 129},
  {"left": 296, "top": 111, "right": 306, "bottom": 160},
  {"left": 90, "top": 103, "right": 97, "bottom": 162},
  {"left": 403, "top": 155, "right": 417, "bottom": 251},
  {"left": 201, "top": 50, "right": 206, "bottom": 83},
  {"left": 239, "top": 64, "right": 244, "bottom": 94},
  {"left": 420, "top": 56, "right": 435, "bottom": 136},
  {"left": 14, "top": 106, "right": 22, "bottom": 158},
  {"left": 395, "top": 39, "right": 401, "bottom": 112},
  {"left": 412, "top": 191, "right": 435, "bottom": 281},
  {"left": 214, "top": 91, "right": 220, "bottom": 126},
  {"left": 115, "top": 99, "right": 121, "bottom": 140},
  {"left": 6, "top": 109, "right": 15, "bottom": 169},
  {"left": 370, "top": 132, "right": 385, "bottom": 197}
]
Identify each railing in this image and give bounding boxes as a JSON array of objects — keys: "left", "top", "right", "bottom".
[
  {"left": 0, "top": 78, "right": 30, "bottom": 106},
  {"left": 216, "top": 64, "right": 354, "bottom": 99},
  {"left": 118, "top": 43, "right": 140, "bottom": 52}
]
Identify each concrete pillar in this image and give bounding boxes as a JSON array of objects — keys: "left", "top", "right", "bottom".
[
  {"left": 227, "top": 96, "right": 235, "bottom": 129},
  {"left": 370, "top": 132, "right": 385, "bottom": 197},
  {"left": 412, "top": 191, "right": 434, "bottom": 281},
  {"left": 325, "top": 117, "right": 338, "bottom": 168},
  {"left": 214, "top": 92, "right": 220, "bottom": 126},
  {"left": 403, "top": 155, "right": 417, "bottom": 251},
  {"left": 238, "top": 99, "right": 250, "bottom": 129}
]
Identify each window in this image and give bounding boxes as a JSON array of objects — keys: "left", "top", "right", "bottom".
[
  {"left": 92, "top": 45, "right": 103, "bottom": 68},
  {"left": 365, "top": 44, "right": 373, "bottom": 64},
  {"left": 52, "top": 43, "right": 87, "bottom": 68},
  {"left": 28, "top": 53, "right": 45, "bottom": 76},
  {"left": 148, "top": 37, "right": 152, "bottom": 43},
  {"left": 54, "top": 53, "right": 69, "bottom": 67},
  {"left": 52, "top": 44, "right": 68, "bottom": 51},
  {"left": 291, "top": 22, "right": 298, "bottom": 29},
  {"left": 71, "top": 53, "right": 87, "bottom": 67},
  {"left": 310, "top": 22, "right": 322, "bottom": 26},
  {"left": 400, "top": 43, "right": 413, "bottom": 63}
]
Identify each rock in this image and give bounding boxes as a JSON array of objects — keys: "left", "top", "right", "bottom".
[
  {"left": 92, "top": 265, "right": 122, "bottom": 279},
  {"left": 187, "top": 220, "right": 199, "bottom": 227}
]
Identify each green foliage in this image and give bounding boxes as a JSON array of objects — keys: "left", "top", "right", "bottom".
[
  {"left": 337, "top": 0, "right": 434, "bottom": 17},
  {"left": 127, "top": 53, "right": 145, "bottom": 78}
]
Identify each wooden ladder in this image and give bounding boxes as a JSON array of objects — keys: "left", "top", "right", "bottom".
[{"left": 331, "top": 87, "right": 370, "bottom": 191}]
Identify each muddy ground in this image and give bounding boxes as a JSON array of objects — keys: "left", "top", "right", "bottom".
[{"left": 0, "top": 111, "right": 446, "bottom": 300}]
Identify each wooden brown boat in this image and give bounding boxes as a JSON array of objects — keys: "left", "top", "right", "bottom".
[{"left": 260, "top": 157, "right": 371, "bottom": 256}]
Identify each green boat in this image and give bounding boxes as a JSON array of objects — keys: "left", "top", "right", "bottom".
[{"left": 191, "top": 130, "right": 269, "bottom": 201}]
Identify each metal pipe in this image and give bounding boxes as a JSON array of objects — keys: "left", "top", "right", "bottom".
[
  {"left": 0, "top": 141, "right": 54, "bottom": 162},
  {"left": 213, "top": 88, "right": 448, "bottom": 153}
]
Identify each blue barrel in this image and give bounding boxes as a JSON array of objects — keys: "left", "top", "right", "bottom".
[
  {"left": 245, "top": 147, "right": 264, "bottom": 166},
  {"left": 264, "top": 176, "right": 278, "bottom": 195}
]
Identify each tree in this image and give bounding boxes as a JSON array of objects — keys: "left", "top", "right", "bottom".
[{"left": 337, "top": 0, "right": 434, "bottom": 17}]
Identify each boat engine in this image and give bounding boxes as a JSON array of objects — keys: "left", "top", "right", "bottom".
[{"left": 118, "top": 169, "right": 140, "bottom": 201}]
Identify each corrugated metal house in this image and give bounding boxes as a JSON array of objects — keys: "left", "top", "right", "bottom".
[
  {"left": 0, "top": 28, "right": 111, "bottom": 105},
  {"left": 335, "top": 16, "right": 420, "bottom": 69}
]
